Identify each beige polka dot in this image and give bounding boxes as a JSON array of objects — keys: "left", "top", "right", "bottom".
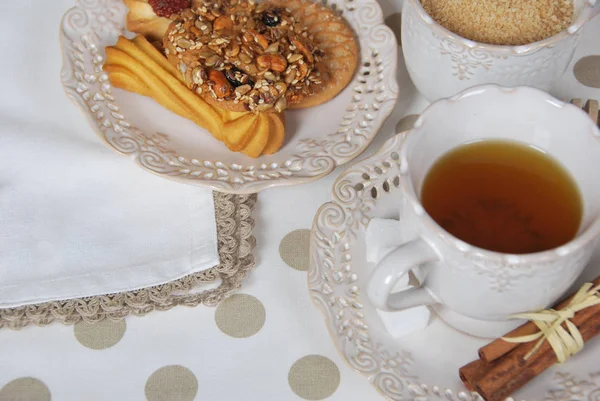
[
  {"left": 0, "top": 377, "right": 51, "bottom": 401},
  {"left": 74, "top": 319, "right": 126, "bottom": 350},
  {"left": 288, "top": 355, "right": 340, "bottom": 400},
  {"left": 385, "top": 12, "right": 402, "bottom": 44},
  {"left": 396, "top": 114, "right": 420, "bottom": 134},
  {"left": 145, "top": 365, "right": 198, "bottom": 401},
  {"left": 279, "top": 229, "right": 311, "bottom": 271},
  {"left": 215, "top": 294, "right": 265, "bottom": 338},
  {"left": 574, "top": 55, "right": 600, "bottom": 88}
]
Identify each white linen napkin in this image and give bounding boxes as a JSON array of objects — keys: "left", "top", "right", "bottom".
[
  {"left": 365, "top": 218, "right": 430, "bottom": 337},
  {"left": 0, "top": 118, "right": 219, "bottom": 308},
  {"left": 0, "top": 1, "right": 219, "bottom": 308}
]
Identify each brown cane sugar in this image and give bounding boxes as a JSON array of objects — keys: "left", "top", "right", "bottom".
[{"left": 419, "top": 0, "right": 574, "bottom": 46}]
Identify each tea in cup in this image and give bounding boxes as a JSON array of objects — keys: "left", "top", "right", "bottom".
[{"left": 367, "top": 85, "right": 600, "bottom": 338}]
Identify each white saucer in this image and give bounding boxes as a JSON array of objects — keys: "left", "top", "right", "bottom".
[{"left": 309, "top": 133, "right": 600, "bottom": 401}]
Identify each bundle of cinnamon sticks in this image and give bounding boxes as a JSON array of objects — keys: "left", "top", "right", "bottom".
[{"left": 459, "top": 276, "right": 600, "bottom": 401}]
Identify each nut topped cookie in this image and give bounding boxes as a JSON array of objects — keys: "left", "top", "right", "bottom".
[
  {"left": 164, "top": 0, "right": 324, "bottom": 112},
  {"left": 270, "top": 0, "right": 358, "bottom": 109},
  {"left": 116, "top": 0, "right": 359, "bottom": 157}
]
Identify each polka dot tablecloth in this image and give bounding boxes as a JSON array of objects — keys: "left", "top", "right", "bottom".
[{"left": 1, "top": 1, "right": 599, "bottom": 400}]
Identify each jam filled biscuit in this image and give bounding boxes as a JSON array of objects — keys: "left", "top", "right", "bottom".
[
  {"left": 163, "top": 0, "right": 325, "bottom": 112},
  {"left": 123, "top": 0, "right": 185, "bottom": 41}
]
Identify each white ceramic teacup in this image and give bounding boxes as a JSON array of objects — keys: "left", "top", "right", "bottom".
[
  {"left": 367, "top": 85, "right": 600, "bottom": 338},
  {"left": 401, "top": 0, "right": 600, "bottom": 102}
]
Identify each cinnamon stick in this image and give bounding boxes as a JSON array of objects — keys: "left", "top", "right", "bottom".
[
  {"left": 458, "top": 359, "right": 488, "bottom": 391},
  {"left": 459, "top": 291, "right": 600, "bottom": 401},
  {"left": 478, "top": 276, "right": 600, "bottom": 363},
  {"left": 474, "top": 304, "right": 600, "bottom": 401}
]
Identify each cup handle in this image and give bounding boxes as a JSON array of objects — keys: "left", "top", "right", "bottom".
[{"left": 367, "top": 238, "right": 439, "bottom": 312}]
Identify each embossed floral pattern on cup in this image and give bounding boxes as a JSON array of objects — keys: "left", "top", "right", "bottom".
[{"left": 401, "top": 0, "right": 599, "bottom": 101}]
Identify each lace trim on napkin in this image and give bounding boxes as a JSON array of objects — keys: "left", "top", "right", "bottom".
[{"left": 0, "top": 192, "right": 257, "bottom": 330}]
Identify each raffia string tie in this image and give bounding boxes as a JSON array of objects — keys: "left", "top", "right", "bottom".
[{"left": 501, "top": 282, "right": 600, "bottom": 363}]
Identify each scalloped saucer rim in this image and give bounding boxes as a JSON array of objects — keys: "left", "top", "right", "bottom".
[
  {"left": 308, "top": 133, "right": 600, "bottom": 401},
  {"left": 58, "top": 0, "right": 399, "bottom": 194}
]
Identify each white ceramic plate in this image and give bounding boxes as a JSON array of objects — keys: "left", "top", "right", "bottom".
[
  {"left": 59, "top": 0, "right": 398, "bottom": 194},
  {"left": 309, "top": 133, "right": 600, "bottom": 401}
]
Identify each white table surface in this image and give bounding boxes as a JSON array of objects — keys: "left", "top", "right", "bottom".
[{"left": 0, "top": 0, "right": 599, "bottom": 400}]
